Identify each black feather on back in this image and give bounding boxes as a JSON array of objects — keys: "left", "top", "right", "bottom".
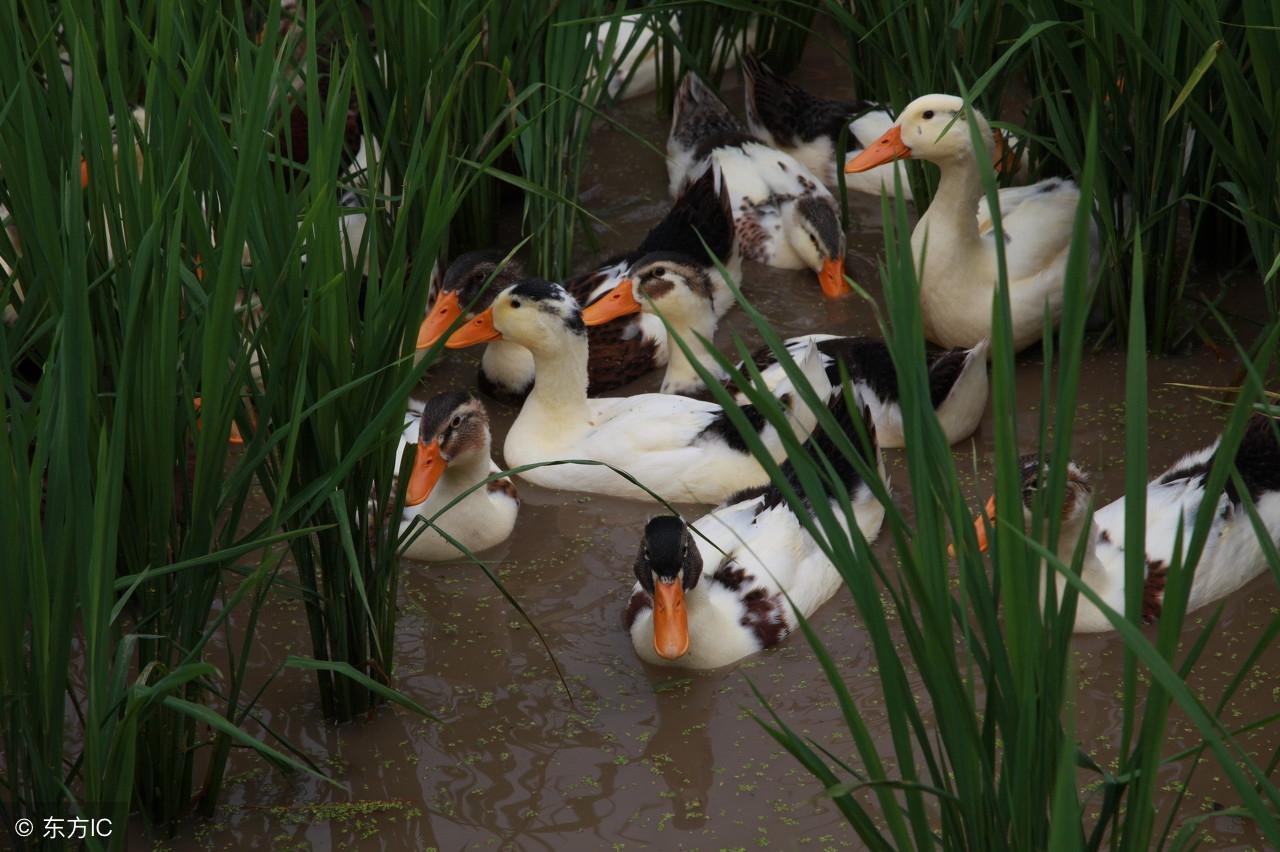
[
  {"left": 925, "top": 347, "right": 971, "bottom": 408},
  {"left": 1229, "top": 414, "right": 1280, "bottom": 504},
  {"left": 697, "top": 402, "right": 770, "bottom": 454},
  {"left": 742, "top": 54, "right": 868, "bottom": 147},
  {"left": 1156, "top": 414, "right": 1280, "bottom": 507},
  {"left": 726, "top": 392, "right": 877, "bottom": 514},
  {"left": 818, "top": 337, "right": 899, "bottom": 402},
  {"left": 671, "top": 72, "right": 749, "bottom": 153},
  {"left": 636, "top": 169, "right": 735, "bottom": 266}
]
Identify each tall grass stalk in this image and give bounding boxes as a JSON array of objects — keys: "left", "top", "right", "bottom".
[{"left": 675, "top": 102, "right": 1280, "bottom": 845}]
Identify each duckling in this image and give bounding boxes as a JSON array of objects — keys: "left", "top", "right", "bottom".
[
  {"left": 417, "top": 169, "right": 738, "bottom": 400},
  {"left": 441, "top": 278, "right": 832, "bottom": 504},
  {"left": 846, "top": 94, "right": 1096, "bottom": 351},
  {"left": 584, "top": 254, "right": 989, "bottom": 446},
  {"left": 625, "top": 392, "right": 885, "bottom": 668},
  {"left": 394, "top": 392, "right": 519, "bottom": 562},
  {"left": 973, "top": 415, "right": 1280, "bottom": 633},
  {"left": 742, "top": 55, "right": 1025, "bottom": 198},
  {"left": 667, "top": 72, "right": 848, "bottom": 298}
]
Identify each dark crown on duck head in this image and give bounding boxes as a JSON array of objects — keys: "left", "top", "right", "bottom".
[
  {"left": 796, "top": 195, "right": 844, "bottom": 258},
  {"left": 635, "top": 515, "right": 703, "bottom": 592},
  {"left": 504, "top": 278, "right": 586, "bottom": 335},
  {"left": 417, "top": 391, "right": 490, "bottom": 460},
  {"left": 441, "top": 250, "right": 526, "bottom": 308},
  {"left": 630, "top": 251, "right": 716, "bottom": 303},
  {"left": 1017, "top": 454, "right": 1091, "bottom": 519}
]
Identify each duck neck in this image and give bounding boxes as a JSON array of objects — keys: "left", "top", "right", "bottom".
[
  {"left": 523, "top": 329, "right": 592, "bottom": 421},
  {"left": 440, "top": 446, "right": 491, "bottom": 495},
  {"left": 660, "top": 306, "right": 724, "bottom": 394},
  {"left": 1049, "top": 515, "right": 1112, "bottom": 597},
  {"left": 915, "top": 154, "right": 984, "bottom": 264}
]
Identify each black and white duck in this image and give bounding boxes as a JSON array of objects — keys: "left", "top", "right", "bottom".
[
  {"left": 625, "top": 391, "right": 885, "bottom": 668},
  {"left": 972, "top": 415, "right": 1280, "bottom": 632},
  {"left": 584, "top": 254, "right": 990, "bottom": 447},
  {"left": 667, "top": 72, "right": 848, "bottom": 298}
]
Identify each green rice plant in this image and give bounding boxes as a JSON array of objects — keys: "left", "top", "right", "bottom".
[
  {"left": 1012, "top": 0, "right": 1223, "bottom": 353},
  {"left": 1170, "top": 0, "right": 1280, "bottom": 329},
  {"left": 668, "top": 102, "right": 1280, "bottom": 845},
  {"left": 0, "top": 0, "right": 496, "bottom": 836},
  {"left": 820, "top": 0, "right": 1032, "bottom": 202},
  {"left": 493, "top": 1, "right": 624, "bottom": 279}
]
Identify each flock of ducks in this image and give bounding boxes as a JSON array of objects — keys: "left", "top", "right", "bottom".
[{"left": 399, "top": 59, "right": 1280, "bottom": 664}]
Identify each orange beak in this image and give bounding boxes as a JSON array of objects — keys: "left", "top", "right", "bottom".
[
  {"left": 80, "top": 158, "right": 89, "bottom": 189},
  {"left": 405, "top": 439, "right": 446, "bottom": 506},
  {"left": 652, "top": 580, "right": 690, "bottom": 660},
  {"left": 417, "top": 291, "right": 463, "bottom": 349},
  {"left": 582, "top": 279, "right": 642, "bottom": 326},
  {"left": 974, "top": 495, "right": 996, "bottom": 553},
  {"left": 444, "top": 306, "right": 502, "bottom": 348},
  {"left": 193, "top": 396, "right": 248, "bottom": 445},
  {"left": 818, "top": 256, "right": 849, "bottom": 298},
  {"left": 846, "top": 124, "right": 911, "bottom": 174}
]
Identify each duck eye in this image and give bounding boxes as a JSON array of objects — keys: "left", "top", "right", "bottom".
[
  {"left": 451, "top": 415, "right": 462, "bottom": 428},
  {"left": 922, "top": 110, "right": 935, "bottom": 120},
  {"left": 509, "top": 299, "right": 521, "bottom": 309},
  {"left": 653, "top": 267, "right": 666, "bottom": 278}
]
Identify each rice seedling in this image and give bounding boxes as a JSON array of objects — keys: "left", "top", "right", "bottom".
[{"left": 682, "top": 97, "right": 1280, "bottom": 847}]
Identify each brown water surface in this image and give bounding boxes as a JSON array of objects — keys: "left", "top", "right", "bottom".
[{"left": 158, "top": 33, "right": 1278, "bottom": 852}]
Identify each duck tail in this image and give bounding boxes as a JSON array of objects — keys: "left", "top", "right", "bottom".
[{"left": 1229, "top": 413, "right": 1280, "bottom": 505}]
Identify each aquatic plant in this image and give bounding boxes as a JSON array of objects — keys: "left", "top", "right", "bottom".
[{"left": 689, "top": 104, "right": 1280, "bottom": 847}]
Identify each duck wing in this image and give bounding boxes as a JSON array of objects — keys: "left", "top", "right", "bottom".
[{"left": 742, "top": 54, "right": 862, "bottom": 148}]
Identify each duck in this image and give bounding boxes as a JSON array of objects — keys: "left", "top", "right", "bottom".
[
  {"left": 742, "top": 55, "right": 1025, "bottom": 198},
  {"left": 392, "top": 392, "right": 519, "bottom": 562},
  {"left": 973, "top": 415, "right": 1280, "bottom": 633},
  {"left": 667, "top": 72, "right": 849, "bottom": 298},
  {"left": 416, "top": 168, "right": 738, "bottom": 401},
  {"left": 846, "top": 94, "right": 1095, "bottom": 352},
  {"left": 441, "top": 278, "right": 831, "bottom": 504},
  {"left": 625, "top": 391, "right": 886, "bottom": 668},
  {"left": 584, "top": 253, "right": 989, "bottom": 446}
]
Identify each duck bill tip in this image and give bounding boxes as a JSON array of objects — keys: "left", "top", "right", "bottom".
[
  {"left": 845, "top": 125, "right": 910, "bottom": 174},
  {"left": 406, "top": 440, "right": 445, "bottom": 506},
  {"left": 444, "top": 308, "right": 502, "bottom": 349},
  {"left": 652, "top": 581, "right": 690, "bottom": 660},
  {"left": 817, "top": 257, "right": 850, "bottom": 298},
  {"left": 582, "top": 279, "right": 642, "bottom": 326},
  {"left": 417, "top": 291, "right": 464, "bottom": 350}
]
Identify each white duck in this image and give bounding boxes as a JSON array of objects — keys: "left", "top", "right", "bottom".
[
  {"left": 742, "top": 55, "right": 1026, "bottom": 199},
  {"left": 394, "top": 392, "right": 519, "bottom": 562},
  {"left": 846, "top": 94, "right": 1095, "bottom": 352},
  {"left": 626, "top": 393, "right": 886, "bottom": 668},
  {"left": 975, "top": 415, "right": 1280, "bottom": 633},
  {"left": 416, "top": 169, "right": 739, "bottom": 401},
  {"left": 584, "top": 253, "right": 989, "bottom": 447},
  {"left": 667, "top": 72, "right": 848, "bottom": 298},
  {"left": 441, "top": 278, "right": 831, "bottom": 504}
]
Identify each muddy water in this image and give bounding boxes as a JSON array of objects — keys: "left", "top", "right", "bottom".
[{"left": 163, "top": 34, "right": 1278, "bottom": 852}]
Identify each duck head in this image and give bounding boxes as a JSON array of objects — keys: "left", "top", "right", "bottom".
[
  {"left": 417, "top": 251, "right": 525, "bottom": 350},
  {"left": 581, "top": 252, "right": 716, "bottom": 327},
  {"left": 635, "top": 515, "right": 704, "bottom": 660},
  {"left": 973, "top": 455, "right": 1092, "bottom": 552},
  {"left": 845, "top": 94, "right": 1007, "bottom": 173},
  {"left": 405, "top": 391, "right": 492, "bottom": 507},
  {"left": 785, "top": 196, "right": 848, "bottom": 298},
  {"left": 444, "top": 278, "right": 585, "bottom": 353}
]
